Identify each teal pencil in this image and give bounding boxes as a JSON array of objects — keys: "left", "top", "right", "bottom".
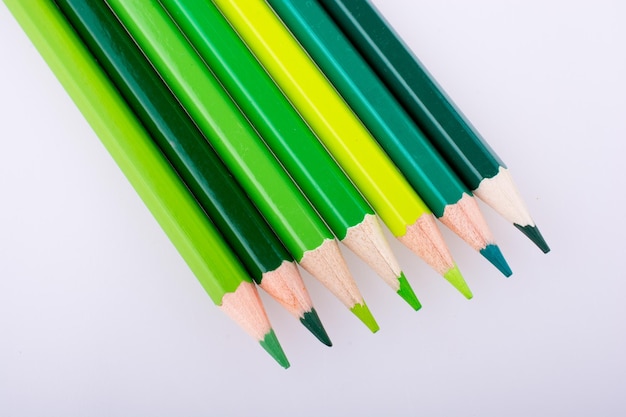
[
  {"left": 319, "top": 0, "right": 549, "bottom": 253},
  {"left": 269, "top": 0, "right": 512, "bottom": 277}
]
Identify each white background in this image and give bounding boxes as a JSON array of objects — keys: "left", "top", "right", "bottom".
[{"left": 1, "top": 1, "right": 625, "bottom": 416}]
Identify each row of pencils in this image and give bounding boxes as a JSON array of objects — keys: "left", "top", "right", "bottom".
[{"left": 5, "top": 0, "right": 550, "bottom": 368}]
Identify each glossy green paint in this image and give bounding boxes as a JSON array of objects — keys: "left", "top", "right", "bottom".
[
  {"left": 318, "top": 0, "right": 505, "bottom": 190},
  {"left": 106, "top": 0, "right": 334, "bottom": 260},
  {"left": 56, "top": 0, "right": 297, "bottom": 285},
  {"left": 160, "top": 0, "right": 373, "bottom": 240},
  {"left": 2, "top": 0, "right": 251, "bottom": 304},
  {"left": 269, "top": 0, "right": 471, "bottom": 218}
]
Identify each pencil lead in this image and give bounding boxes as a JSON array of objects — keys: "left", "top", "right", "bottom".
[
  {"left": 444, "top": 265, "right": 473, "bottom": 299},
  {"left": 514, "top": 223, "right": 550, "bottom": 254},
  {"left": 259, "top": 329, "right": 290, "bottom": 369},
  {"left": 397, "top": 272, "right": 421, "bottom": 311},
  {"left": 300, "top": 309, "right": 332, "bottom": 346},
  {"left": 480, "top": 244, "right": 513, "bottom": 277},
  {"left": 350, "top": 302, "right": 379, "bottom": 333}
]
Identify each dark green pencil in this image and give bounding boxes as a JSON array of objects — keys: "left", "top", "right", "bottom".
[
  {"left": 319, "top": 0, "right": 549, "bottom": 252},
  {"left": 54, "top": 0, "right": 330, "bottom": 346},
  {"left": 270, "top": 0, "right": 511, "bottom": 277}
]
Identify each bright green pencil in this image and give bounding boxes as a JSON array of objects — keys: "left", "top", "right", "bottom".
[
  {"left": 213, "top": 0, "right": 474, "bottom": 299},
  {"left": 3, "top": 0, "right": 288, "bottom": 367},
  {"left": 106, "top": 0, "right": 379, "bottom": 332},
  {"left": 268, "top": 0, "right": 511, "bottom": 277},
  {"left": 160, "top": 0, "right": 420, "bottom": 310},
  {"left": 319, "top": 0, "right": 549, "bottom": 253}
]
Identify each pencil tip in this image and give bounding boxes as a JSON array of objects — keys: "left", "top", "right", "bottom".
[
  {"left": 444, "top": 265, "right": 473, "bottom": 299},
  {"left": 350, "top": 302, "right": 379, "bottom": 333},
  {"left": 259, "top": 329, "right": 290, "bottom": 369},
  {"left": 480, "top": 244, "right": 513, "bottom": 277},
  {"left": 397, "top": 272, "right": 422, "bottom": 310},
  {"left": 514, "top": 223, "right": 550, "bottom": 253},
  {"left": 300, "top": 309, "right": 332, "bottom": 347}
]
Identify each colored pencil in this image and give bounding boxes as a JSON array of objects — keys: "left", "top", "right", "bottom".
[
  {"left": 212, "top": 0, "right": 474, "bottom": 298},
  {"left": 319, "top": 0, "right": 549, "bottom": 253},
  {"left": 106, "top": 0, "right": 379, "bottom": 332},
  {"left": 54, "top": 0, "right": 331, "bottom": 345},
  {"left": 4, "top": 0, "right": 289, "bottom": 367},
  {"left": 267, "top": 0, "right": 511, "bottom": 277},
  {"left": 160, "top": 0, "right": 420, "bottom": 310}
]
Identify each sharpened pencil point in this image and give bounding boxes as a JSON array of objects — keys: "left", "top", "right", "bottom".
[
  {"left": 444, "top": 265, "right": 473, "bottom": 299},
  {"left": 514, "top": 224, "right": 550, "bottom": 253},
  {"left": 350, "top": 302, "right": 379, "bottom": 333},
  {"left": 397, "top": 272, "right": 421, "bottom": 310},
  {"left": 300, "top": 309, "right": 332, "bottom": 346},
  {"left": 480, "top": 244, "right": 513, "bottom": 277},
  {"left": 259, "top": 329, "right": 290, "bottom": 369}
]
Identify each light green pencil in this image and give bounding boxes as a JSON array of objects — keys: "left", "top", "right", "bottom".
[{"left": 3, "top": 0, "right": 289, "bottom": 367}]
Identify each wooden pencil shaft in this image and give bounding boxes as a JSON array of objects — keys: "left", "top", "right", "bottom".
[
  {"left": 3, "top": 0, "right": 253, "bottom": 305},
  {"left": 211, "top": 0, "right": 432, "bottom": 239},
  {"left": 269, "top": 0, "right": 471, "bottom": 219},
  {"left": 317, "top": 0, "right": 505, "bottom": 191},
  {"left": 160, "top": 0, "right": 374, "bottom": 241},
  {"left": 55, "top": 0, "right": 295, "bottom": 284},
  {"left": 105, "top": 0, "right": 334, "bottom": 261}
]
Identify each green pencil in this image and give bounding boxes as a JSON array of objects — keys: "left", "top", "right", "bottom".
[
  {"left": 268, "top": 0, "right": 511, "bottom": 277},
  {"left": 213, "top": 0, "right": 474, "bottom": 300},
  {"left": 160, "top": 0, "right": 420, "bottom": 310},
  {"left": 318, "top": 0, "right": 549, "bottom": 253},
  {"left": 54, "top": 0, "right": 331, "bottom": 345},
  {"left": 106, "top": 0, "right": 379, "bottom": 332},
  {"left": 3, "top": 0, "right": 288, "bottom": 367}
]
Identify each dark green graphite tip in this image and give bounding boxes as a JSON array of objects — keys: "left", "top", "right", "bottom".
[
  {"left": 397, "top": 272, "right": 422, "bottom": 311},
  {"left": 480, "top": 244, "right": 513, "bottom": 277},
  {"left": 259, "top": 329, "right": 290, "bottom": 369},
  {"left": 300, "top": 309, "right": 332, "bottom": 346},
  {"left": 514, "top": 224, "right": 550, "bottom": 254}
]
